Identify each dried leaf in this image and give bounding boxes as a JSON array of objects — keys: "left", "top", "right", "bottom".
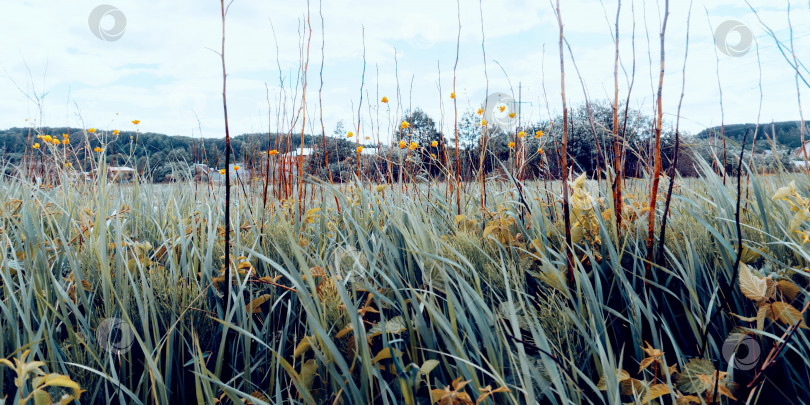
[
  {"left": 771, "top": 302, "right": 808, "bottom": 329},
  {"left": 777, "top": 280, "right": 801, "bottom": 302},
  {"left": 739, "top": 263, "right": 768, "bottom": 302}
]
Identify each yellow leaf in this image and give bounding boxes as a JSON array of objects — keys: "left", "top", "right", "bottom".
[
  {"left": 420, "top": 360, "right": 440, "bottom": 375},
  {"left": 373, "top": 347, "right": 400, "bottom": 363},
  {"left": 247, "top": 294, "right": 272, "bottom": 314},
  {"left": 641, "top": 384, "right": 671, "bottom": 404},
  {"left": 294, "top": 336, "right": 316, "bottom": 357},
  {"left": 335, "top": 325, "right": 354, "bottom": 339}
]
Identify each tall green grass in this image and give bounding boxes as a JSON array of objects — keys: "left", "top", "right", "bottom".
[{"left": 1, "top": 160, "right": 808, "bottom": 404}]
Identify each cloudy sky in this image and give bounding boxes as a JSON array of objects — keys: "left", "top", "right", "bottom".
[{"left": 1, "top": 0, "right": 808, "bottom": 142}]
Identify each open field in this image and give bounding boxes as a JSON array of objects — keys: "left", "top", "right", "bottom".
[{"left": 1, "top": 161, "right": 809, "bottom": 404}]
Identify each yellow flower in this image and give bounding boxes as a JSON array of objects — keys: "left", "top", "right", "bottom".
[
  {"left": 62, "top": 133, "right": 69, "bottom": 138},
  {"left": 347, "top": 131, "right": 354, "bottom": 138},
  {"left": 94, "top": 147, "right": 102, "bottom": 152},
  {"left": 477, "top": 107, "right": 484, "bottom": 115},
  {"left": 65, "top": 162, "right": 72, "bottom": 168},
  {"left": 51, "top": 138, "right": 60, "bottom": 145},
  {"left": 42, "top": 135, "right": 53, "bottom": 143},
  {"left": 365, "top": 136, "right": 370, "bottom": 140},
  {"left": 431, "top": 140, "right": 438, "bottom": 147},
  {"left": 498, "top": 105, "right": 506, "bottom": 113},
  {"left": 409, "top": 141, "right": 418, "bottom": 150},
  {"left": 132, "top": 120, "right": 140, "bottom": 125},
  {"left": 356, "top": 146, "right": 364, "bottom": 153},
  {"left": 113, "top": 129, "right": 120, "bottom": 135},
  {"left": 508, "top": 112, "right": 515, "bottom": 118},
  {"left": 87, "top": 128, "right": 96, "bottom": 134},
  {"left": 430, "top": 153, "right": 437, "bottom": 159},
  {"left": 268, "top": 149, "right": 279, "bottom": 156},
  {"left": 219, "top": 169, "right": 226, "bottom": 175},
  {"left": 518, "top": 131, "right": 526, "bottom": 138},
  {"left": 481, "top": 119, "right": 488, "bottom": 126},
  {"left": 234, "top": 166, "right": 240, "bottom": 171},
  {"left": 450, "top": 92, "right": 456, "bottom": 99},
  {"left": 508, "top": 141, "right": 515, "bottom": 149},
  {"left": 398, "top": 140, "right": 406, "bottom": 149},
  {"left": 401, "top": 121, "right": 410, "bottom": 130},
  {"left": 32, "top": 143, "right": 40, "bottom": 149},
  {"left": 381, "top": 96, "right": 389, "bottom": 103},
  {"left": 537, "top": 147, "right": 544, "bottom": 154},
  {"left": 535, "top": 130, "right": 544, "bottom": 138},
  {"left": 62, "top": 139, "right": 69, "bottom": 145}
]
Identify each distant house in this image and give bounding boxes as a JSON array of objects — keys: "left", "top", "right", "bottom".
[
  {"left": 93, "top": 166, "right": 135, "bottom": 182},
  {"left": 794, "top": 141, "right": 810, "bottom": 159}
]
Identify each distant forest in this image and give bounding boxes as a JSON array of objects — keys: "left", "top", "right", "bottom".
[{"left": 696, "top": 120, "right": 808, "bottom": 150}]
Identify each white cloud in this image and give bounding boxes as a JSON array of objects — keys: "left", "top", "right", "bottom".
[{"left": 1, "top": 0, "right": 808, "bottom": 143}]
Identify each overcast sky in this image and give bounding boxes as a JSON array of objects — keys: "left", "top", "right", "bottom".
[{"left": 1, "top": 0, "right": 808, "bottom": 141}]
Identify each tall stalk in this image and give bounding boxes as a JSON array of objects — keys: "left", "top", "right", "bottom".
[
  {"left": 555, "top": 0, "right": 574, "bottom": 286},
  {"left": 645, "top": 0, "right": 669, "bottom": 278}
]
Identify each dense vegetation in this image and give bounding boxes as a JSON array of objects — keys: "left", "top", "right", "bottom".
[{"left": 1, "top": 157, "right": 809, "bottom": 404}]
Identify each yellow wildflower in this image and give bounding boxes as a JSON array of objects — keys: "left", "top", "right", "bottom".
[
  {"left": 509, "top": 112, "right": 515, "bottom": 118},
  {"left": 347, "top": 131, "right": 354, "bottom": 138},
  {"left": 431, "top": 140, "right": 438, "bottom": 147},
  {"left": 381, "top": 96, "right": 389, "bottom": 103},
  {"left": 113, "top": 129, "right": 120, "bottom": 135},
  {"left": 450, "top": 92, "right": 456, "bottom": 99},
  {"left": 94, "top": 147, "right": 102, "bottom": 152},
  {"left": 42, "top": 135, "right": 53, "bottom": 143},
  {"left": 409, "top": 141, "right": 418, "bottom": 150},
  {"left": 498, "top": 105, "right": 506, "bottom": 113},
  {"left": 356, "top": 146, "right": 364, "bottom": 153},
  {"left": 32, "top": 143, "right": 40, "bottom": 149},
  {"left": 401, "top": 121, "right": 410, "bottom": 130},
  {"left": 481, "top": 119, "right": 488, "bottom": 126},
  {"left": 87, "top": 128, "right": 96, "bottom": 134},
  {"left": 518, "top": 131, "right": 526, "bottom": 138},
  {"left": 219, "top": 169, "right": 226, "bottom": 175},
  {"left": 508, "top": 142, "right": 515, "bottom": 149},
  {"left": 234, "top": 166, "right": 240, "bottom": 171},
  {"left": 535, "top": 130, "right": 544, "bottom": 138},
  {"left": 132, "top": 120, "right": 140, "bottom": 125},
  {"left": 477, "top": 107, "right": 484, "bottom": 115},
  {"left": 268, "top": 149, "right": 279, "bottom": 156},
  {"left": 399, "top": 140, "right": 406, "bottom": 149}
]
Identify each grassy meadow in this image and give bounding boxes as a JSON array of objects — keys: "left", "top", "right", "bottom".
[{"left": 1, "top": 157, "right": 809, "bottom": 404}]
